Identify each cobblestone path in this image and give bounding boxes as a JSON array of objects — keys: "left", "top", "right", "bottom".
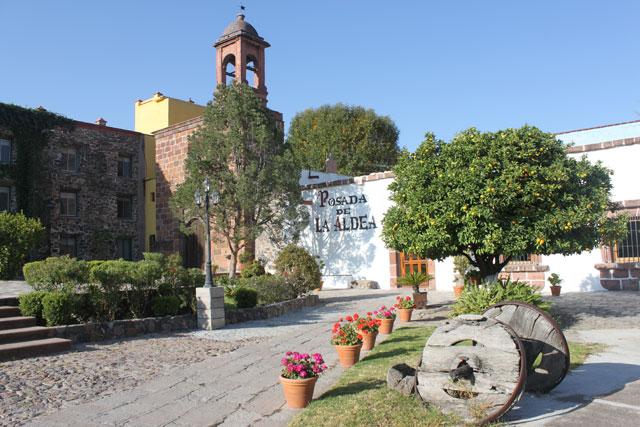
[{"left": 546, "top": 291, "right": 640, "bottom": 331}]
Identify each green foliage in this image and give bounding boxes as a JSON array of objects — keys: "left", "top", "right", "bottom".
[
  {"left": 0, "top": 211, "right": 44, "bottom": 279},
  {"left": 23, "top": 256, "right": 89, "bottom": 291},
  {"left": 128, "top": 258, "right": 163, "bottom": 318},
  {"left": 42, "top": 291, "right": 76, "bottom": 326},
  {"left": 171, "top": 83, "right": 305, "bottom": 276},
  {"left": 242, "top": 274, "right": 296, "bottom": 305},
  {"left": 275, "top": 245, "right": 321, "bottom": 296},
  {"left": 240, "top": 260, "right": 265, "bottom": 278},
  {"left": 89, "top": 260, "right": 135, "bottom": 320},
  {"left": 18, "top": 291, "right": 48, "bottom": 323},
  {"left": 287, "top": 104, "right": 400, "bottom": 176},
  {"left": 451, "top": 279, "right": 550, "bottom": 317},
  {"left": 548, "top": 273, "right": 562, "bottom": 286},
  {"left": 0, "top": 103, "right": 73, "bottom": 216},
  {"left": 397, "top": 271, "right": 433, "bottom": 292},
  {"left": 151, "top": 295, "right": 182, "bottom": 317},
  {"left": 382, "top": 126, "right": 627, "bottom": 279},
  {"left": 234, "top": 287, "right": 258, "bottom": 309}
]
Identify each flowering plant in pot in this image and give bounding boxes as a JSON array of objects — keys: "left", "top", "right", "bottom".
[
  {"left": 357, "top": 313, "right": 382, "bottom": 351},
  {"left": 548, "top": 273, "right": 562, "bottom": 296},
  {"left": 394, "top": 295, "right": 415, "bottom": 322},
  {"left": 331, "top": 314, "right": 363, "bottom": 367},
  {"left": 280, "top": 352, "right": 327, "bottom": 408},
  {"left": 374, "top": 305, "right": 396, "bottom": 335},
  {"left": 397, "top": 271, "right": 432, "bottom": 309}
]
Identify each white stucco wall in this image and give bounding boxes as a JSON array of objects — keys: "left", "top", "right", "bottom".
[{"left": 543, "top": 250, "right": 604, "bottom": 294}]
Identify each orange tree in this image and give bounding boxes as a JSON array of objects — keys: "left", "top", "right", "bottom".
[{"left": 382, "top": 126, "right": 627, "bottom": 281}]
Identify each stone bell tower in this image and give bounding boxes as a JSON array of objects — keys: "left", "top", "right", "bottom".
[{"left": 214, "top": 8, "right": 270, "bottom": 102}]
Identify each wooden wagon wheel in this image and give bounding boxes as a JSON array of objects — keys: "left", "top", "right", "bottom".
[
  {"left": 417, "top": 315, "right": 527, "bottom": 425},
  {"left": 483, "top": 301, "right": 570, "bottom": 393}
]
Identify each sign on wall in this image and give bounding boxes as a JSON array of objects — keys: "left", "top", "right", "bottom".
[{"left": 314, "top": 190, "right": 377, "bottom": 233}]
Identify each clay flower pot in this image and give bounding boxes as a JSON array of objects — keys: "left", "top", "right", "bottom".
[
  {"left": 361, "top": 330, "right": 378, "bottom": 351},
  {"left": 335, "top": 344, "right": 362, "bottom": 367},
  {"left": 413, "top": 291, "right": 428, "bottom": 309},
  {"left": 550, "top": 285, "right": 562, "bottom": 296},
  {"left": 378, "top": 318, "right": 395, "bottom": 335},
  {"left": 453, "top": 285, "right": 464, "bottom": 298},
  {"left": 398, "top": 308, "right": 413, "bottom": 323},
  {"left": 280, "top": 375, "right": 318, "bottom": 409}
]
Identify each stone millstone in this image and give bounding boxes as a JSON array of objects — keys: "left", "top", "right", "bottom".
[
  {"left": 387, "top": 363, "right": 417, "bottom": 396},
  {"left": 350, "top": 280, "right": 379, "bottom": 289}
]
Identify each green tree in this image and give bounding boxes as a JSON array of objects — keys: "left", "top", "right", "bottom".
[
  {"left": 382, "top": 126, "right": 627, "bottom": 281},
  {"left": 171, "top": 84, "right": 304, "bottom": 277},
  {"left": 0, "top": 211, "right": 44, "bottom": 279},
  {"left": 287, "top": 104, "right": 400, "bottom": 176}
]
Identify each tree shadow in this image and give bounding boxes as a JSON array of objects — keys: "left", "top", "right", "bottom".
[
  {"left": 546, "top": 291, "right": 640, "bottom": 329},
  {"left": 317, "top": 379, "right": 385, "bottom": 399}
]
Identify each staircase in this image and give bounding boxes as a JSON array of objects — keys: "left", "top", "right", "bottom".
[{"left": 0, "top": 303, "right": 72, "bottom": 362}]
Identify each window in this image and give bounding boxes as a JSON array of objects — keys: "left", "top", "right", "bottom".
[
  {"left": 60, "top": 236, "right": 77, "bottom": 257},
  {"left": 0, "top": 187, "right": 10, "bottom": 211},
  {"left": 246, "top": 55, "right": 258, "bottom": 88},
  {"left": 60, "top": 148, "right": 78, "bottom": 172},
  {"left": 116, "top": 238, "right": 133, "bottom": 260},
  {"left": 117, "top": 195, "right": 133, "bottom": 219},
  {"left": 399, "top": 253, "right": 434, "bottom": 277},
  {"left": 223, "top": 54, "right": 236, "bottom": 85},
  {"left": 615, "top": 216, "right": 640, "bottom": 262},
  {"left": 149, "top": 234, "right": 156, "bottom": 251},
  {"left": 117, "top": 156, "right": 132, "bottom": 177},
  {"left": 60, "top": 191, "right": 78, "bottom": 216},
  {"left": 0, "top": 139, "right": 11, "bottom": 165}
]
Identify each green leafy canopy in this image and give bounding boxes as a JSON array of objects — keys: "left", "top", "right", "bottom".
[{"left": 382, "top": 125, "right": 627, "bottom": 279}]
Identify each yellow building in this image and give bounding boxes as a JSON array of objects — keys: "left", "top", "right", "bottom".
[{"left": 134, "top": 92, "right": 205, "bottom": 251}]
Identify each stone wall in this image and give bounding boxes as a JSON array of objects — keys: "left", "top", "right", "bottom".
[
  {"left": 596, "top": 262, "right": 640, "bottom": 291},
  {"left": 225, "top": 294, "right": 320, "bottom": 324},
  {"left": 499, "top": 261, "right": 549, "bottom": 289}
]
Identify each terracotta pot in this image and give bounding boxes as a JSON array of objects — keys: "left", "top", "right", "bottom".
[
  {"left": 280, "top": 375, "right": 318, "bottom": 409},
  {"left": 550, "top": 285, "right": 561, "bottom": 296},
  {"left": 361, "top": 330, "right": 378, "bottom": 351},
  {"left": 335, "top": 344, "right": 362, "bottom": 367},
  {"left": 378, "top": 318, "right": 395, "bottom": 335},
  {"left": 398, "top": 308, "right": 413, "bottom": 323},
  {"left": 453, "top": 285, "right": 464, "bottom": 298},
  {"left": 413, "top": 291, "right": 428, "bottom": 309}
]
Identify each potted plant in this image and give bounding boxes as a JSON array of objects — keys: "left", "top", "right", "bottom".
[
  {"left": 331, "top": 314, "right": 363, "bottom": 367},
  {"left": 548, "top": 273, "right": 562, "bottom": 296},
  {"left": 394, "top": 295, "right": 415, "bottom": 322},
  {"left": 397, "top": 271, "right": 433, "bottom": 309},
  {"left": 452, "top": 255, "right": 470, "bottom": 298},
  {"left": 280, "top": 351, "right": 327, "bottom": 409},
  {"left": 356, "top": 313, "right": 382, "bottom": 351},
  {"left": 374, "top": 305, "right": 396, "bottom": 334}
]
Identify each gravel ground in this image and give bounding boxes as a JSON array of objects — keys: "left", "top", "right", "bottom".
[{"left": 0, "top": 333, "right": 255, "bottom": 426}]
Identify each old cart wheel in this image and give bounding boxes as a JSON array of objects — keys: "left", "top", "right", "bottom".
[
  {"left": 417, "top": 315, "right": 526, "bottom": 425},
  {"left": 483, "top": 301, "right": 570, "bottom": 393}
]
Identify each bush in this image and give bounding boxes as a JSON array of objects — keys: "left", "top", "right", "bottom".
[
  {"left": 244, "top": 275, "right": 297, "bottom": 305},
  {"left": 18, "top": 291, "right": 48, "bottom": 324},
  {"left": 235, "top": 288, "right": 258, "bottom": 309},
  {"left": 0, "top": 211, "right": 44, "bottom": 279},
  {"left": 90, "top": 260, "right": 135, "bottom": 320},
  {"left": 240, "top": 260, "right": 266, "bottom": 278},
  {"left": 128, "top": 258, "right": 163, "bottom": 317},
  {"left": 151, "top": 295, "right": 182, "bottom": 317},
  {"left": 23, "top": 256, "right": 90, "bottom": 291},
  {"left": 451, "top": 279, "right": 550, "bottom": 317},
  {"left": 42, "top": 291, "right": 76, "bottom": 326},
  {"left": 274, "top": 245, "right": 321, "bottom": 297}
]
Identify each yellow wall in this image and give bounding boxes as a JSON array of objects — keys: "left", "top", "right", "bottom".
[{"left": 135, "top": 93, "right": 205, "bottom": 251}]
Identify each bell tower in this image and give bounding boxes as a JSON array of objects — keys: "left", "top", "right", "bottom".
[{"left": 214, "top": 8, "right": 270, "bottom": 102}]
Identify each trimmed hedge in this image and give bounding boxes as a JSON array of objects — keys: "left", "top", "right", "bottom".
[
  {"left": 235, "top": 288, "right": 258, "bottom": 309},
  {"left": 0, "top": 211, "right": 44, "bottom": 279},
  {"left": 42, "top": 291, "right": 76, "bottom": 326},
  {"left": 18, "top": 291, "right": 48, "bottom": 324},
  {"left": 274, "top": 245, "right": 321, "bottom": 296},
  {"left": 151, "top": 295, "right": 182, "bottom": 317}
]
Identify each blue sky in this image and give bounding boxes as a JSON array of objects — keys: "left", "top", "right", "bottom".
[{"left": 1, "top": 1, "right": 639, "bottom": 150}]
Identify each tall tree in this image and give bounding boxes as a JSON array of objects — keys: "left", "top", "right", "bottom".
[
  {"left": 382, "top": 126, "right": 627, "bottom": 280},
  {"left": 171, "top": 84, "right": 305, "bottom": 277},
  {"left": 287, "top": 104, "right": 400, "bottom": 176}
]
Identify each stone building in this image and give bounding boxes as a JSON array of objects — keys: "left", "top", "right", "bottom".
[{"left": 0, "top": 107, "right": 146, "bottom": 260}]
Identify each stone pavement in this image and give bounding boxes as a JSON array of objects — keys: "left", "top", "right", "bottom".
[
  {"left": 25, "top": 289, "right": 454, "bottom": 427},
  {"left": 0, "top": 281, "right": 30, "bottom": 299}
]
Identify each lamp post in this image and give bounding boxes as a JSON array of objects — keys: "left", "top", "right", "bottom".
[{"left": 195, "top": 177, "right": 219, "bottom": 288}]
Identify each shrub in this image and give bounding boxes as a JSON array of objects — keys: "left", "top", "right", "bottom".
[
  {"left": 18, "top": 291, "right": 48, "bottom": 324},
  {"left": 244, "top": 275, "right": 297, "bottom": 305},
  {"left": 90, "top": 260, "right": 135, "bottom": 320},
  {"left": 240, "top": 260, "right": 266, "bottom": 278},
  {"left": 128, "top": 258, "right": 163, "bottom": 318},
  {"left": 235, "top": 288, "right": 258, "bottom": 309},
  {"left": 23, "top": 256, "right": 90, "bottom": 291},
  {"left": 151, "top": 295, "right": 182, "bottom": 317},
  {"left": 451, "top": 279, "right": 550, "bottom": 317},
  {"left": 274, "top": 245, "right": 321, "bottom": 297},
  {"left": 42, "top": 291, "right": 76, "bottom": 326},
  {"left": 0, "top": 212, "right": 44, "bottom": 279}
]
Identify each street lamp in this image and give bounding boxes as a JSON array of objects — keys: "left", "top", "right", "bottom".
[{"left": 195, "top": 177, "right": 219, "bottom": 288}]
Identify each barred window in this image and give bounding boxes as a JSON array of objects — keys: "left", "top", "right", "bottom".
[
  {"left": 615, "top": 217, "right": 640, "bottom": 262},
  {"left": 117, "top": 156, "right": 132, "bottom": 177},
  {"left": 117, "top": 195, "right": 133, "bottom": 219},
  {"left": 60, "top": 191, "right": 78, "bottom": 216},
  {"left": 60, "top": 236, "right": 77, "bottom": 257},
  {"left": 60, "top": 148, "right": 78, "bottom": 172},
  {"left": 0, "top": 139, "right": 11, "bottom": 165},
  {"left": 0, "top": 187, "right": 10, "bottom": 211},
  {"left": 116, "top": 238, "right": 133, "bottom": 260}
]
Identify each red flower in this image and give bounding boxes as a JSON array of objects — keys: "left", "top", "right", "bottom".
[
  {"left": 346, "top": 315, "right": 353, "bottom": 322},
  {"left": 406, "top": 296, "right": 411, "bottom": 301},
  {"left": 353, "top": 313, "right": 359, "bottom": 320}
]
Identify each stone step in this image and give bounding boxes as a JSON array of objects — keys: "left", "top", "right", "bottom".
[
  {"left": 0, "top": 316, "right": 36, "bottom": 331},
  {"left": 0, "top": 338, "right": 72, "bottom": 362},
  {"left": 0, "top": 326, "right": 51, "bottom": 344},
  {"left": 0, "top": 306, "right": 21, "bottom": 318},
  {"left": 0, "top": 297, "right": 19, "bottom": 307}
]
